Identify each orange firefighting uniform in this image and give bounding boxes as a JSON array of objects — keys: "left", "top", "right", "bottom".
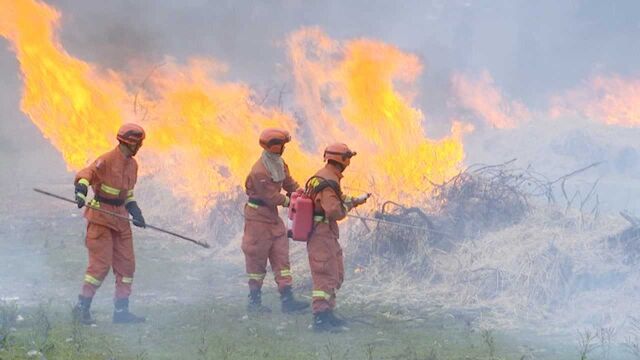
[
  {"left": 307, "top": 162, "right": 347, "bottom": 314},
  {"left": 75, "top": 146, "right": 138, "bottom": 299},
  {"left": 241, "top": 158, "right": 299, "bottom": 291}
]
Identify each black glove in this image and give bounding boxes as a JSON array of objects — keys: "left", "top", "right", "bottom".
[
  {"left": 74, "top": 183, "right": 88, "bottom": 208},
  {"left": 125, "top": 201, "right": 146, "bottom": 228}
]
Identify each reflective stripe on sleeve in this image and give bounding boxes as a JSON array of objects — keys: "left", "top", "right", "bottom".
[
  {"left": 78, "top": 178, "right": 90, "bottom": 187},
  {"left": 247, "top": 202, "right": 259, "bottom": 209},
  {"left": 313, "top": 215, "right": 328, "bottom": 224}
]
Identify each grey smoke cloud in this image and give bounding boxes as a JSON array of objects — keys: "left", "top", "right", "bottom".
[{"left": 43, "top": 0, "right": 640, "bottom": 109}]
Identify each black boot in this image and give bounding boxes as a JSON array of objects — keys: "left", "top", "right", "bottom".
[
  {"left": 312, "top": 310, "right": 334, "bottom": 332},
  {"left": 113, "top": 298, "right": 145, "bottom": 324},
  {"left": 72, "top": 295, "right": 95, "bottom": 325},
  {"left": 247, "top": 289, "right": 271, "bottom": 314},
  {"left": 280, "top": 286, "right": 309, "bottom": 313}
]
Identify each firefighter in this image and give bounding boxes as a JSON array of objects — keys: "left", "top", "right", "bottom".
[
  {"left": 71, "top": 123, "right": 147, "bottom": 325},
  {"left": 306, "top": 143, "right": 368, "bottom": 332},
  {"left": 241, "top": 128, "right": 309, "bottom": 313}
]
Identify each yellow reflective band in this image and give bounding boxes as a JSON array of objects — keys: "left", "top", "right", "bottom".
[
  {"left": 247, "top": 273, "right": 266, "bottom": 280},
  {"left": 283, "top": 196, "right": 290, "bottom": 207},
  {"left": 247, "top": 202, "right": 259, "bottom": 209},
  {"left": 78, "top": 178, "right": 90, "bottom": 187},
  {"left": 313, "top": 215, "right": 328, "bottom": 224},
  {"left": 84, "top": 274, "right": 102, "bottom": 286},
  {"left": 309, "top": 177, "right": 321, "bottom": 189},
  {"left": 312, "top": 290, "right": 331, "bottom": 300},
  {"left": 88, "top": 199, "right": 100, "bottom": 208},
  {"left": 76, "top": 193, "right": 87, "bottom": 200},
  {"left": 121, "top": 277, "right": 133, "bottom": 284},
  {"left": 125, "top": 190, "right": 135, "bottom": 204},
  {"left": 280, "top": 269, "right": 292, "bottom": 277},
  {"left": 100, "top": 184, "right": 121, "bottom": 196}
]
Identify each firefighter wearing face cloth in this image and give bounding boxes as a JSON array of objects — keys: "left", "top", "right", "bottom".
[
  {"left": 71, "top": 123, "right": 147, "bottom": 325},
  {"left": 306, "top": 143, "right": 369, "bottom": 332},
  {"left": 241, "top": 129, "right": 309, "bottom": 314}
]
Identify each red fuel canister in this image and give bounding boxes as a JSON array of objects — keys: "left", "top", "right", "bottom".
[
  {"left": 289, "top": 194, "right": 314, "bottom": 241},
  {"left": 288, "top": 192, "right": 300, "bottom": 220}
]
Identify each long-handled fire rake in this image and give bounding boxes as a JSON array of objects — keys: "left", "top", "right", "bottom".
[{"left": 34, "top": 188, "right": 210, "bottom": 248}]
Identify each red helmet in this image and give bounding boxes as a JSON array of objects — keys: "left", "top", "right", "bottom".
[
  {"left": 259, "top": 128, "right": 291, "bottom": 154},
  {"left": 324, "top": 143, "right": 356, "bottom": 167},
  {"left": 117, "top": 123, "right": 145, "bottom": 145}
]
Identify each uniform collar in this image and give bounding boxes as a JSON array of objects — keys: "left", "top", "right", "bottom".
[{"left": 325, "top": 162, "right": 344, "bottom": 179}]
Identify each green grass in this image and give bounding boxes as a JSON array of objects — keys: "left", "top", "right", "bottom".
[
  {"left": 0, "top": 299, "right": 584, "bottom": 360},
  {"left": 1, "top": 210, "right": 635, "bottom": 360},
  {"left": 0, "top": 301, "right": 122, "bottom": 359}
]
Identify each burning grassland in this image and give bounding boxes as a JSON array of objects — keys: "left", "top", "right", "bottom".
[
  {"left": 4, "top": 0, "right": 640, "bottom": 347},
  {"left": 0, "top": 0, "right": 466, "bottom": 214},
  {"left": 132, "top": 157, "right": 635, "bottom": 333},
  {"left": 325, "top": 160, "right": 640, "bottom": 332}
]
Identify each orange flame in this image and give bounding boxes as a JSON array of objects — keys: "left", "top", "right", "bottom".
[
  {"left": 451, "top": 70, "right": 530, "bottom": 129},
  {"left": 1, "top": 1, "right": 466, "bottom": 210},
  {"left": 288, "top": 28, "right": 466, "bottom": 202},
  {"left": 550, "top": 75, "right": 640, "bottom": 127},
  {"left": 0, "top": 0, "right": 129, "bottom": 168},
  {"left": 132, "top": 59, "right": 307, "bottom": 209}
]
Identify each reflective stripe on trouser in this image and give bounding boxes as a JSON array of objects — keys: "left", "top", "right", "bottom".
[
  {"left": 241, "top": 220, "right": 293, "bottom": 291},
  {"left": 84, "top": 274, "right": 102, "bottom": 286},
  {"left": 81, "top": 273, "right": 103, "bottom": 298},
  {"left": 81, "top": 222, "right": 135, "bottom": 299},
  {"left": 246, "top": 273, "right": 265, "bottom": 292},
  {"left": 307, "top": 229, "right": 344, "bottom": 314},
  {"left": 312, "top": 290, "right": 336, "bottom": 312}
]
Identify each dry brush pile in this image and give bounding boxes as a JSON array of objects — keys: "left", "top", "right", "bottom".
[{"left": 340, "top": 160, "right": 639, "bottom": 330}]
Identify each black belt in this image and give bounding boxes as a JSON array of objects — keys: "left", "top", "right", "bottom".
[
  {"left": 248, "top": 197, "right": 266, "bottom": 206},
  {"left": 94, "top": 195, "right": 125, "bottom": 206}
]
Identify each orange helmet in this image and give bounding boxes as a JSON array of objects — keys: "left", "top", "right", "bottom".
[
  {"left": 324, "top": 143, "right": 356, "bottom": 167},
  {"left": 117, "top": 123, "right": 145, "bottom": 145},
  {"left": 259, "top": 128, "right": 291, "bottom": 154}
]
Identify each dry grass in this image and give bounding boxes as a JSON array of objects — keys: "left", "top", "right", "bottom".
[{"left": 340, "top": 207, "right": 633, "bottom": 331}]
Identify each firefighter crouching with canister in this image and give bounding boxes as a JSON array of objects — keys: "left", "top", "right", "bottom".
[
  {"left": 241, "top": 128, "right": 309, "bottom": 313},
  {"left": 306, "top": 143, "right": 369, "bottom": 332},
  {"left": 72, "top": 124, "right": 147, "bottom": 325}
]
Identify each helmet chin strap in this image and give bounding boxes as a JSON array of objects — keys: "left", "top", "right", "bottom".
[
  {"left": 327, "top": 159, "right": 346, "bottom": 172},
  {"left": 129, "top": 143, "right": 142, "bottom": 157},
  {"left": 119, "top": 142, "right": 141, "bottom": 157}
]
